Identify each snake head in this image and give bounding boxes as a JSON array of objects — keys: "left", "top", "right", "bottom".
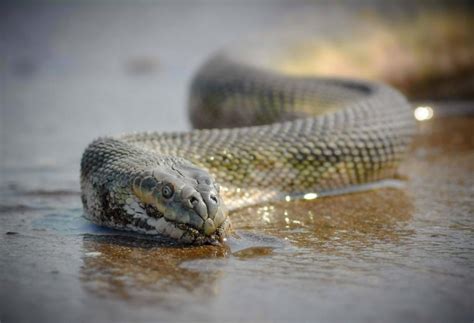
[{"left": 130, "top": 163, "right": 231, "bottom": 244}]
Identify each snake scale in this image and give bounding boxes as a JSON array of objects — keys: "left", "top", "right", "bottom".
[{"left": 80, "top": 52, "right": 416, "bottom": 244}]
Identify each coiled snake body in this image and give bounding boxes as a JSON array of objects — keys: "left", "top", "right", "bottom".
[{"left": 80, "top": 53, "right": 416, "bottom": 244}]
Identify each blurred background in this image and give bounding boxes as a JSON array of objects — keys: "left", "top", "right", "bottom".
[{"left": 1, "top": 1, "right": 473, "bottom": 323}]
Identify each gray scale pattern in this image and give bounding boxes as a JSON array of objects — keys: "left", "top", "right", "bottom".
[{"left": 80, "top": 53, "right": 416, "bottom": 244}]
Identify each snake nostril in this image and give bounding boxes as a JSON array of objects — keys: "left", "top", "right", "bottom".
[
  {"left": 209, "top": 194, "right": 218, "bottom": 204},
  {"left": 189, "top": 196, "right": 199, "bottom": 206}
]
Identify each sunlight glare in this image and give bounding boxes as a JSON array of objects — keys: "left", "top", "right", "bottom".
[{"left": 414, "top": 106, "right": 434, "bottom": 121}]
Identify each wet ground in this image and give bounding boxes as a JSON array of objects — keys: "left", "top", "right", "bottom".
[{"left": 1, "top": 2, "right": 473, "bottom": 322}]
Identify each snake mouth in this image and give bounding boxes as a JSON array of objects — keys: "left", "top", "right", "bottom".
[{"left": 132, "top": 204, "right": 230, "bottom": 245}]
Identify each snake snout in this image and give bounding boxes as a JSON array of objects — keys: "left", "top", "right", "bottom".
[
  {"left": 202, "top": 191, "right": 219, "bottom": 219},
  {"left": 181, "top": 187, "right": 220, "bottom": 219},
  {"left": 181, "top": 185, "right": 225, "bottom": 236}
]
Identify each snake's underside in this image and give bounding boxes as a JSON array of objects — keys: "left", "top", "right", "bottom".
[{"left": 80, "top": 53, "right": 416, "bottom": 244}]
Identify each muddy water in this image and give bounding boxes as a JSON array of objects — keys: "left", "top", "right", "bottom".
[{"left": 1, "top": 2, "right": 474, "bottom": 323}]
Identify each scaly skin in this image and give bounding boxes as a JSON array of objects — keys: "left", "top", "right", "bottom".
[{"left": 80, "top": 53, "right": 416, "bottom": 245}]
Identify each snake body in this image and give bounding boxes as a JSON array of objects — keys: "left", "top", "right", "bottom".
[{"left": 80, "top": 53, "right": 416, "bottom": 244}]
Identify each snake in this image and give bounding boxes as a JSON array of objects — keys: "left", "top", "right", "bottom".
[{"left": 80, "top": 51, "right": 416, "bottom": 245}]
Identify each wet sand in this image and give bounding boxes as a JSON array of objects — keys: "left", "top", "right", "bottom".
[{"left": 1, "top": 2, "right": 473, "bottom": 322}]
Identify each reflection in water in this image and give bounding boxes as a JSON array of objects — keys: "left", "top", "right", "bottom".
[
  {"left": 80, "top": 235, "right": 229, "bottom": 303},
  {"left": 79, "top": 187, "right": 414, "bottom": 304},
  {"left": 303, "top": 192, "right": 318, "bottom": 200},
  {"left": 232, "top": 188, "right": 414, "bottom": 253},
  {"left": 411, "top": 116, "right": 474, "bottom": 153}
]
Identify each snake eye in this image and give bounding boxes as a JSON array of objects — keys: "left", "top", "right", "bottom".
[{"left": 162, "top": 184, "right": 174, "bottom": 199}]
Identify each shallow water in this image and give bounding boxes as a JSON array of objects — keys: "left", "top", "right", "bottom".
[
  {"left": 1, "top": 114, "right": 473, "bottom": 322},
  {"left": 1, "top": 2, "right": 473, "bottom": 322}
]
